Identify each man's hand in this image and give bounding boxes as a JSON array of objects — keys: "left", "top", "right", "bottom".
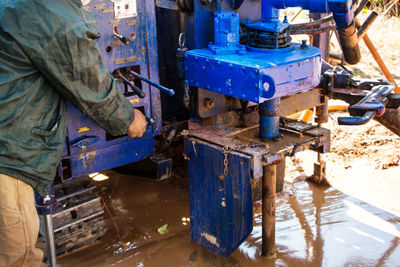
[{"left": 127, "top": 109, "right": 147, "bottom": 138}]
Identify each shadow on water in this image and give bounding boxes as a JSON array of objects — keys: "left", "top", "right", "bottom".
[{"left": 59, "top": 171, "right": 400, "bottom": 267}]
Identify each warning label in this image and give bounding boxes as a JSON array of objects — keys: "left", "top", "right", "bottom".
[{"left": 113, "top": 0, "right": 137, "bottom": 19}]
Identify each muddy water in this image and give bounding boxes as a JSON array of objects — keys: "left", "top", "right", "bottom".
[{"left": 59, "top": 171, "right": 400, "bottom": 267}]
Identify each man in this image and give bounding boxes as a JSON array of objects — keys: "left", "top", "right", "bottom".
[{"left": 0, "top": 0, "right": 147, "bottom": 266}]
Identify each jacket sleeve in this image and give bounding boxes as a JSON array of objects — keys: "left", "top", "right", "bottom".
[{"left": 28, "top": 22, "right": 135, "bottom": 136}]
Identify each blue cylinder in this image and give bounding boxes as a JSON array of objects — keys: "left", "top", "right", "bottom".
[{"left": 259, "top": 98, "right": 280, "bottom": 139}]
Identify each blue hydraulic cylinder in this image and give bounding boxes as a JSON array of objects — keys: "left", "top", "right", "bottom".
[{"left": 259, "top": 98, "right": 280, "bottom": 139}]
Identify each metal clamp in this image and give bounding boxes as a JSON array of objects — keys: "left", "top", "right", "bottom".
[{"left": 338, "top": 85, "right": 393, "bottom": 125}]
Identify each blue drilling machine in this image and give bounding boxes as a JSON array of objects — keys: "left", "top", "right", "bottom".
[{"left": 36, "top": 0, "right": 400, "bottom": 265}]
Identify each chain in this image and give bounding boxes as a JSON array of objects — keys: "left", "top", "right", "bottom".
[
  {"left": 184, "top": 80, "right": 190, "bottom": 109},
  {"left": 221, "top": 143, "right": 269, "bottom": 177},
  {"left": 222, "top": 146, "right": 229, "bottom": 176}
]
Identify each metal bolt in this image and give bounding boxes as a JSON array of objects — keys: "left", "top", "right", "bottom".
[
  {"left": 283, "top": 15, "right": 288, "bottom": 23},
  {"left": 301, "top": 40, "right": 308, "bottom": 49},
  {"left": 204, "top": 98, "right": 215, "bottom": 109}
]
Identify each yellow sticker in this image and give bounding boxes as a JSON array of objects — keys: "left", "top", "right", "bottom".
[
  {"left": 77, "top": 127, "right": 90, "bottom": 133},
  {"left": 130, "top": 98, "right": 140, "bottom": 104}
]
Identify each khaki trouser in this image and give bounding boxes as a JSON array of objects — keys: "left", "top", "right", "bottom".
[{"left": 0, "top": 174, "right": 43, "bottom": 267}]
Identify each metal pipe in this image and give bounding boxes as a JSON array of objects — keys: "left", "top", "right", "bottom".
[
  {"left": 290, "top": 15, "right": 334, "bottom": 29},
  {"left": 290, "top": 25, "right": 336, "bottom": 35},
  {"left": 375, "top": 109, "right": 400, "bottom": 137},
  {"left": 261, "top": 164, "right": 277, "bottom": 258},
  {"left": 357, "top": 11, "right": 378, "bottom": 40},
  {"left": 259, "top": 98, "right": 280, "bottom": 140},
  {"left": 44, "top": 214, "right": 57, "bottom": 267},
  {"left": 215, "top": 0, "right": 221, "bottom": 11},
  {"left": 165, "top": 128, "right": 177, "bottom": 145},
  {"left": 128, "top": 70, "right": 175, "bottom": 96}
]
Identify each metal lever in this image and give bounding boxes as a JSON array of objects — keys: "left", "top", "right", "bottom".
[
  {"left": 116, "top": 70, "right": 146, "bottom": 98},
  {"left": 338, "top": 85, "right": 393, "bottom": 125},
  {"left": 113, "top": 26, "right": 130, "bottom": 45},
  {"left": 128, "top": 70, "right": 175, "bottom": 96}
]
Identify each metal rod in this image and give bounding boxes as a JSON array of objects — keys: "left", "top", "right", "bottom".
[
  {"left": 290, "top": 15, "right": 333, "bottom": 29},
  {"left": 355, "top": 18, "right": 399, "bottom": 92},
  {"left": 116, "top": 70, "right": 146, "bottom": 98},
  {"left": 128, "top": 70, "right": 175, "bottom": 96},
  {"left": 290, "top": 25, "right": 336, "bottom": 35},
  {"left": 44, "top": 214, "right": 57, "bottom": 267},
  {"left": 357, "top": 11, "right": 378, "bottom": 40},
  {"left": 261, "top": 164, "right": 276, "bottom": 258}
]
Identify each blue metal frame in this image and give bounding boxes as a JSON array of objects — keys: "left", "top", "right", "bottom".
[
  {"left": 184, "top": 138, "right": 253, "bottom": 256},
  {"left": 184, "top": 43, "right": 322, "bottom": 103},
  {"left": 58, "top": 0, "right": 161, "bottom": 181}
]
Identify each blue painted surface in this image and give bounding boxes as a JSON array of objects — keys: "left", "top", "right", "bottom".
[
  {"left": 185, "top": 44, "right": 321, "bottom": 103},
  {"left": 35, "top": 186, "right": 56, "bottom": 215},
  {"left": 267, "top": 0, "right": 354, "bottom": 28},
  {"left": 66, "top": 136, "right": 154, "bottom": 179},
  {"left": 185, "top": 137, "right": 253, "bottom": 257},
  {"left": 58, "top": 0, "right": 160, "bottom": 181},
  {"left": 259, "top": 98, "right": 280, "bottom": 139}
]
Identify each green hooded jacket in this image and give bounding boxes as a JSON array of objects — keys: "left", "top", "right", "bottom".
[{"left": 0, "top": 0, "right": 134, "bottom": 195}]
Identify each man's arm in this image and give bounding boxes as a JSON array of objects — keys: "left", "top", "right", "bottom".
[{"left": 27, "top": 21, "right": 146, "bottom": 137}]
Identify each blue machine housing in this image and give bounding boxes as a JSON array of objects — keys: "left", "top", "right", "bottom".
[
  {"left": 58, "top": 0, "right": 161, "bottom": 181},
  {"left": 185, "top": 44, "right": 321, "bottom": 103}
]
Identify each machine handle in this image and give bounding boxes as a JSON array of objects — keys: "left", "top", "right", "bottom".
[
  {"left": 337, "top": 85, "right": 393, "bottom": 125},
  {"left": 338, "top": 110, "right": 376, "bottom": 125},
  {"left": 129, "top": 70, "right": 175, "bottom": 96},
  {"left": 116, "top": 70, "right": 146, "bottom": 98},
  {"left": 113, "top": 26, "right": 130, "bottom": 45}
]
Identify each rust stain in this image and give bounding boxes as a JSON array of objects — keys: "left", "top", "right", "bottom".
[
  {"left": 102, "top": 8, "right": 113, "bottom": 13},
  {"left": 79, "top": 151, "right": 96, "bottom": 172},
  {"left": 94, "top": 3, "right": 106, "bottom": 10},
  {"left": 114, "top": 56, "right": 138, "bottom": 65},
  {"left": 109, "top": 19, "right": 121, "bottom": 26},
  {"left": 110, "top": 40, "right": 123, "bottom": 46},
  {"left": 126, "top": 20, "right": 138, "bottom": 26},
  {"left": 200, "top": 233, "right": 220, "bottom": 247}
]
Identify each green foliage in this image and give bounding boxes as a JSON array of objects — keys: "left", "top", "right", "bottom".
[{"left": 365, "top": 0, "right": 399, "bottom": 17}]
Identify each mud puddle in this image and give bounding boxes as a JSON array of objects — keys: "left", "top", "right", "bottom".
[{"left": 58, "top": 170, "right": 400, "bottom": 267}]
